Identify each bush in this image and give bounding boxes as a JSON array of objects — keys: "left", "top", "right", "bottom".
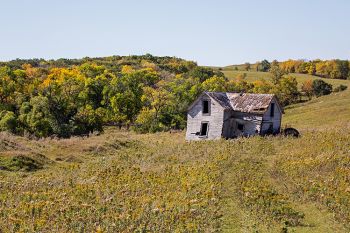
[
  {"left": 18, "top": 97, "right": 55, "bottom": 137},
  {"left": 0, "top": 111, "right": 17, "bottom": 133},
  {"left": 0, "top": 155, "right": 43, "bottom": 172},
  {"left": 312, "top": 79, "right": 332, "bottom": 97},
  {"left": 333, "top": 84, "right": 347, "bottom": 92},
  {"left": 134, "top": 108, "right": 166, "bottom": 133}
]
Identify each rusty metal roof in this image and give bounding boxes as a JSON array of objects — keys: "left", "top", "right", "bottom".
[
  {"left": 206, "top": 92, "right": 232, "bottom": 109},
  {"left": 206, "top": 92, "right": 276, "bottom": 114}
]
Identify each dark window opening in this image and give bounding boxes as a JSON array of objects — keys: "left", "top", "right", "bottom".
[
  {"left": 200, "top": 122, "right": 209, "bottom": 136},
  {"left": 202, "top": 100, "right": 209, "bottom": 114},
  {"left": 270, "top": 103, "right": 275, "bottom": 117},
  {"left": 237, "top": 123, "right": 244, "bottom": 131}
]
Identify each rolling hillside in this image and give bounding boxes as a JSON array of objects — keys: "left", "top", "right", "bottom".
[
  {"left": 1, "top": 71, "right": 350, "bottom": 232},
  {"left": 283, "top": 86, "right": 350, "bottom": 130},
  {"left": 221, "top": 69, "right": 349, "bottom": 88},
  {"left": 218, "top": 68, "right": 350, "bottom": 130}
]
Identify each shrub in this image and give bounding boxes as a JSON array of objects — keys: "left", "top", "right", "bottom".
[
  {"left": 333, "top": 84, "right": 347, "bottom": 92},
  {"left": 73, "top": 106, "right": 104, "bottom": 135},
  {"left": 312, "top": 79, "right": 332, "bottom": 97},
  {"left": 0, "top": 111, "right": 17, "bottom": 133},
  {"left": 0, "top": 155, "right": 43, "bottom": 172}
]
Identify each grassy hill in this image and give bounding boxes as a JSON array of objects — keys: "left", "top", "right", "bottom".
[
  {"left": 283, "top": 87, "right": 350, "bottom": 130},
  {"left": 1, "top": 71, "right": 350, "bottom": 232},
  {"left": 221, "top": 69, "right": 349, "bottom": 88},
  {"left": 208, "top": 64, "right": 349, "bottom": 88}
]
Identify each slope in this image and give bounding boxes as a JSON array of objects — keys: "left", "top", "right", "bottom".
[
  {"left": 283, "top": 86, "right": 350, "bottom": 130},
  {"left": 1, "top": 78, "right": 350, "bottom": 232},
  {"left": 222, "top": 70, "right": 349, "bottom": 88}
]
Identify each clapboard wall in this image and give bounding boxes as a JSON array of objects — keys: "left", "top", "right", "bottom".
[
  {"left": 186, "top": 95, "right": 224, "bottom": 140},
  {"left": 261, "top": 97, "right": 282, "bottom": 134}
]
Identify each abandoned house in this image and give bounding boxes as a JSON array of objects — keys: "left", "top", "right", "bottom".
[{"left": 186, "top": 92, "right": 283, "bottom": 140}]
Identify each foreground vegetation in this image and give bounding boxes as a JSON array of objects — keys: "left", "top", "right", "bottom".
[
  {"left": 1, "top": 57, "right": 350, "bottom": 231},
  {"left": 1, "top": 130, "right": 349, "bottom": 232},
  {"left": 1, "top": 86, "right": 350, "bottom": 232}
]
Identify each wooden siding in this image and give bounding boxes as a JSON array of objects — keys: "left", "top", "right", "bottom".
[
  {"left": 186, "top": 95, "right": 224, "bottom": 140},
  {"left": 223, "top": 111, "right": 263, "bottom": 138},
  {"left": 261, "top": 97, "right": 282, "bottom": 134}
]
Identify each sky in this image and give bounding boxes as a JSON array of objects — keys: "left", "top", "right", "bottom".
[{"left": 0, "top": 0, "right": 349, "bottom": 66}]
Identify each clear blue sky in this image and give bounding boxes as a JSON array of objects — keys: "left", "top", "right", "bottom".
[{"left": 0, "top": 0, "right": 349, "bottom": 66}]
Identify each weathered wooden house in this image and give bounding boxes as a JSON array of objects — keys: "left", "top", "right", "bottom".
[{"left": 186, "top": 92, "right": 283, "bottom": 140}]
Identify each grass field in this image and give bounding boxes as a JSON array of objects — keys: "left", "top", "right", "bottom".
[
  {"left": 1, "top": 74, "right": 350, "bottom": 232},
  {"left": 221, "top": 69, "right": 349, "bottom": 88}
]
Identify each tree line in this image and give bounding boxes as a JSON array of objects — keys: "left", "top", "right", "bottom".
[
  {"left": 240, "top": 59, "right": 350, "bottom": 80},
  {"left": 0, "top": 55, "right": 346, "bottom": 137}
]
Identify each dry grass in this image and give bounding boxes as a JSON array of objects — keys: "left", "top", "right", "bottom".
[
  {"left": 1, "top": 87, "right": 350, "bottom": 232},
  {"left": 283, "top": 87, "right": 350, "bottom": 131},
  {"left": 221, "top": 70, "right": 350, "bottom": 88}
]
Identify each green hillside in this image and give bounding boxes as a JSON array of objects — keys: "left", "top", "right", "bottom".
[
  {"left": 1, "top": 68, "right": 350, "bottom": 232},
  {"left": 222, "top": 70, "right": 349, "bottom": 88},
  {"left": 221, "top": 68, "right": 350, "bottom": 130},
  {"left": 283, "top": 86, "right": 350, "bottom": 130}
]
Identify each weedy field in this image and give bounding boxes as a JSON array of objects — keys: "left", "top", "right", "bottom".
[{"left": 1, "top": 85, "right": 350, "bottom": 232}]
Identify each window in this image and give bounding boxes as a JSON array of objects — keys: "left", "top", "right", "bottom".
[
  {"left": 202, "top": 100, "right": 210, "bottom": 115},
  {"left": 200, "top": 122, "right": 209, "bottom": 136},
  {"left": 270, "top": 103, "right": 275, "bottom": 117},
  {"left": 237, "top": 123, "right": 244, "bottom": 131}
]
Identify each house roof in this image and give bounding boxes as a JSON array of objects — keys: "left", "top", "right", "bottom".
[
  {"left": 205, "top": 92, "right": 278, "bottom": 114},
  {"left": 206, "top": 92, "right": 232, "bottom": 110}
]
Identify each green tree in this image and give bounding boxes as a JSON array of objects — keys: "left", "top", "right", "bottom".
[
  {"left": 201, "top": 76, "right": 227, "bottom": 92},
  {"left": 336, "top": 60, "right": 349, "bottom": 79},
  {"left": 73, "top": 105, "right": 105, "bottom": 135},
  {"left": 134, "top": 83, "right": 174, "bottom": 133},
  {"left": 312, "top": 79, "right": 332, "bottom": 97},
  {"left": 134, "top": 108, "right": 158, "bottom": 133},
  {"left": 186, "top": 67, "right": 218, "bottom": 83},
  {"left": 78, "top": 63, "right": 105, "bottom": 79},
  {"left": 230, "top": 73, "right": 254, "bottom": 92},
  {"left": 269, "top": 61, "right": 284, "bottom": 85},
  {"left": 142, "top": 84, "right": 174, "bottom": 121},
  {"left": 19, "top": 96, "right": 56, "bottom": 137},
  {"left": 0, "top": 66, "right": 16, "bottom": 106},
  {"left": 252, "top": 79, "right": 273, "bottom": 94},
  {"left": 80, "top": 73, "right": 112, "bottom": 109},
  {"left": 107, "top": 71, "right": 145, "bottom": 128},
  {"left": 272, "top": 76, "right": 299, "bottom": 106},
  {"left": 260, "top": 60, "right": 271, "bottom": 72},
  {"left": 0, "top": 111, "right": 17, "bottom": 133},
  {"left": 307, "top": 62, "right": 316, "bottom": 75},
  {"left": 40, "top": 68, "right": 85, "bottom": 133},
  {"left": 166, "top": 75, "right": 200, "bottom": 129}
]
